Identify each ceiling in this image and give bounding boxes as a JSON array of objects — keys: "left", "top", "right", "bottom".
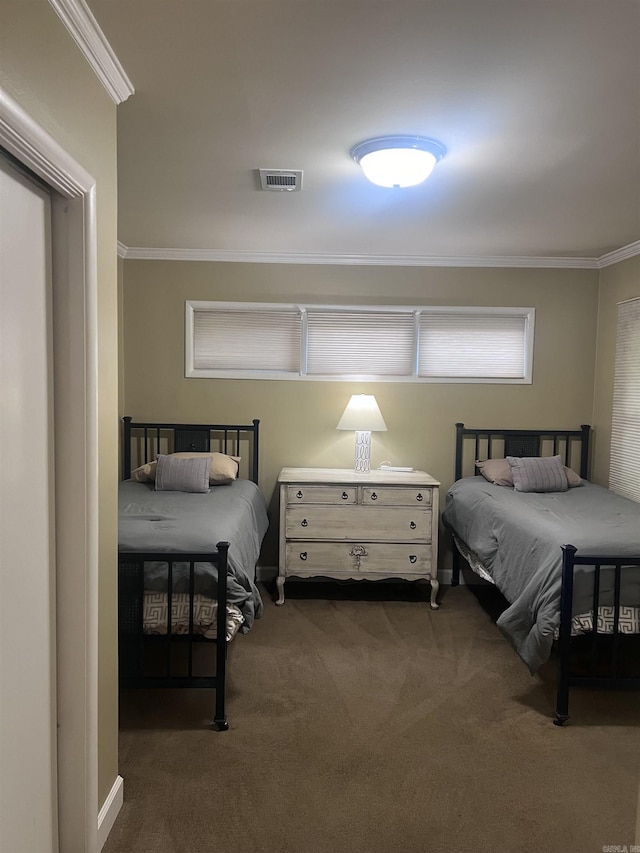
[{"left": 88, "top": 0, "right": 640, "bottom": 264}]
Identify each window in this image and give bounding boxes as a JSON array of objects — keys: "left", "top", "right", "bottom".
[
  {"left": 609, "top": 297, "right": 640, "bottom": 502},
  {"left": 185, "top": 301, "right": 535, "bottom": 383}
]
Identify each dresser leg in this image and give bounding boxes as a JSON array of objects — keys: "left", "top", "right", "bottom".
[
  {"left": 275, "top": 575, "right": 286, "bottom": 606},
  {"left": 429, "top": 577, "right": 440, "bottom": 610}
]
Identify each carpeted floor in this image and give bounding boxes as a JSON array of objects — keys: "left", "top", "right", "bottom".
[{"left": 103, "top": 581, "right": 640, "bottom": 853}]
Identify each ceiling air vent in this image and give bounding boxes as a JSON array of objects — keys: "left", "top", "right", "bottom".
[{"left": 258, "top": 169, "right": 303, "bottom": 192}]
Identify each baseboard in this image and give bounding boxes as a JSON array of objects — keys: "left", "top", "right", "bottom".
[
  {"left": 442, "top": 567, "right": 493, "bottom": 586},
  {"left": 256, "top": 564, "right": 277, "bottom": 582},
  {"left": 440, "top": 568, "right": 462, "bottom": 585},
  {"left": 97, "top": 775, "right": 124, "bottom": 851}
]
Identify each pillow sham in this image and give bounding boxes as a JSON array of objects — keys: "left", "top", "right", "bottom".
[
  {"left": 171, "top": 451, "right": 240, "bottom": 484},
  {"left": 155, "top": 454, "right": 211, "bottom": 493},
  {"left": 130, "top": 460, "right": 156, "bottom": 483},
  {"left": 506, "top": 454, "right": 568, "bottom": 493},
  {"left": 475, "top": 458, "right": 512, "bottom": 486},
  {"left": 564, "top": 466, "right": 582, "bottom": 487},
  {"left": 476, "top": 457, "right": 582, "bottom": 488},
  {"left": 130, "top": 451, "right": 241, "bottom": 485}
]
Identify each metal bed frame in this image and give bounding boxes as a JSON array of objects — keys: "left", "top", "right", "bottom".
[
  {"left": 449, "top": 422, "right": 640, "bottom": 725},
  {"left": 118, "top": 416, "right": 261, "bottom": 731}
]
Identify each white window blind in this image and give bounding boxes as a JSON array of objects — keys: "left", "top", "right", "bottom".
[
  {"left": 186, "top": 301, "right": 534, "bottom": 383},
  {"left": 192, "top": 307, "right": 301, "bottom": 374},
  {"left": 419, "top": 312, "right": 527, "bottom": 378},
  {"left": 306, "top": 311, "right": 415, "bottom": 376},
  {"left": 609, "top": 297, "right": 640, "bottom": 502}
]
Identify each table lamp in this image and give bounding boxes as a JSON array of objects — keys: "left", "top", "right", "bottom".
[{"left": 336, "top": 394, "right": 387, "bottom": 473}]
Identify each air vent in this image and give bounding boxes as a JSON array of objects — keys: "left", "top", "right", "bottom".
[{"left": 258, "top": 169, "right": 303, "bottom": 192}]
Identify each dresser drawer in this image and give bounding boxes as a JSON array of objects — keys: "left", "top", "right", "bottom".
[
  {"left": 361, "top": 486, "right": 432, "bottom": 507},
  {"left": 286, "top": 485, "right": 357, "bottom": 505},
  {"left": 285, "top": 505, "right": 431, "bottom": 543},
  {"left": 285, "top": 541, "right": 433, "bottom": 576}
]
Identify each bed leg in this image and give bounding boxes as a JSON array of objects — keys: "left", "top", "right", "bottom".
[
  {"left": 451, "top": 548, "right": 460, "bottom": 587},
  {"left": 214, "top": 715, "right": 229, "bottom": 732},
  {"left": 554, "top": 546, "right": 574, "bottom": 726},
  {"left": 554, "top": 683, "right": 569, "bottom": 726},
  {"left": 554, "top": 658, "right": 570, "bottom": 726},
  {"left": 213, "top": 666, "right": 228, "bottom": 731}
]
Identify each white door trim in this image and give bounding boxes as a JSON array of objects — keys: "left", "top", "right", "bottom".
[{"left": 0, "top": 86, "right": 99, "bottom": 851}]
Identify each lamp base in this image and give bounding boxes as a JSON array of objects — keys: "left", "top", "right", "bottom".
[{"left": 354, "top": 430, "right": 372, "bottom": 473}]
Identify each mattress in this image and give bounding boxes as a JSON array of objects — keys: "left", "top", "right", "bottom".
[{"left": 442, "top": 477, "right": 640, "bottom": 672}]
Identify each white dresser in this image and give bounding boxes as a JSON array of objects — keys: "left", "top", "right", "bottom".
[{"left": 277, "top": 467, "right": 440, "bottom": 608}]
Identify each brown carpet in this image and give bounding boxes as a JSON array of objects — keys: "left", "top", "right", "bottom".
[{"left": 103, "top": 581, "right": 640, "bottom": 853}]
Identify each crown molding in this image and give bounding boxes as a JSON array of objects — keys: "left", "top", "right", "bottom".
[
  {"left": 597, "top": 240, "right": 640, "bottom": 268},
  {"left": 119, "top": 245, "right": 600, "bottom": 269},
  {"left": 48, "top": 0, "right": 134, "bottom": 104},
  {"left": 0, "top": 88, "right": 93, "bottom": 196}
]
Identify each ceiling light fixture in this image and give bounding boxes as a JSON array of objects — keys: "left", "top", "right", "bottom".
[{"left": 350, "top": 135, "right": 446, "bottom": 188}]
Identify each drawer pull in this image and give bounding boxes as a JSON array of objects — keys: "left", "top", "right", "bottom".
[
  {"left": 349, "top": 544, "right": 368, "bottom": 570},
  {"left": 416, "top": 493, "right": 423, "bottom": 502},
  {"left": 300, "top": 551, "right": 308, "bottom": 561},
  {"left": 341, "top": 491, "right": 349, "bottom": 500},
  {"left": 296, "top": 490, "right": 303, "bottom": 499},
  {"left": 409, "top": 555, "right": 417, "bottom": 564},
  {"left": 371, "top": 492, "right": 378, "bottom": 501},
  {"left": 301, "top": 518, "right": 308, "bottom": 527},
  {"left": 410, "top": 521, "right": 417, "bottom": 529}
]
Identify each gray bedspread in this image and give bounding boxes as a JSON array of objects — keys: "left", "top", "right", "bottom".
[
  {"left": 442, "top": 478, "right": 640, "bottom": 672},
  {"left": 118, "top": 478, "right": 269, "bottom": 631}
]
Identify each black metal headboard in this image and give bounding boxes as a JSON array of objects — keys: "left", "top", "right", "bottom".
[
  {"left": 122, "top": 417, "right": 260, "bottom": 484},
  {"left": 454, "top": 422, "right": 591, "bottom": 481}
]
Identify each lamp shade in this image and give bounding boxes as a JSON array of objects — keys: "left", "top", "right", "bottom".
[
  {"left": 350, "top": 135, "right": 446, "bottom": 188},
  {"left": 336, "top": 395, "right": 387, "bottom": 432}
]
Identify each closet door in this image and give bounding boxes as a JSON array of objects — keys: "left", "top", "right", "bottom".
[{"left": 0, "top": 155, "right": 58, "bottom": 852}]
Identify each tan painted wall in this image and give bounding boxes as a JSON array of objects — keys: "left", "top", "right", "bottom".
[
  {"left": 1, "top": 0, "right": 119, "bottom": 807},
  {"left": 122, "top": 260, "right": 600, "bottom": 566},
  {"left": 592, "top": 255, "right": 640, "bottom": 485}
]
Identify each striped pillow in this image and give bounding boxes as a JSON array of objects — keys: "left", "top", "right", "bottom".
[
  {"left": 155, "top": 454, "right": 210, "bottom": 493},
  {"left": 506, "top": 455, "right": 568, "bottom": 493}
]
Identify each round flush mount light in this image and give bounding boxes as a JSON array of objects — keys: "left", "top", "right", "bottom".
[{"left": 350, "top": 135, "right": 446, "bottom": 188}]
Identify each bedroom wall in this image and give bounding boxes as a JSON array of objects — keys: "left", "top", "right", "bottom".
[
  {"left": 592, "top": 254, "right": 640, "bottom": 486},
  {"left": 121, "top": 260, "right": 600, "bottom": 567},
  {"left": 1, "top": 0, "right": 120, "bottom": 810}
]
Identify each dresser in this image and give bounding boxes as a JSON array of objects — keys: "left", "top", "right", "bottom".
[{"left": 277, "top": 467, "right": 440, "bottom": 608}]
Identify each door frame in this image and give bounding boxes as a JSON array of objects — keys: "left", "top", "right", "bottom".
[{"left": 0, "top": 86, "right": 99, "bottom": 851}]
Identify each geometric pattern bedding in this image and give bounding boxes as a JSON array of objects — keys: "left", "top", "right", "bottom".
[
  {"left": 143, "top": 592, "right": 245, "bottom": 642},
  {"left": 569, "top": 606, "right": 640, "bottom": 636}
]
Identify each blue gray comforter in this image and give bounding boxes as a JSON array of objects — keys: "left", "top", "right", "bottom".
[
  {"left": 442, "top": 478, "right": 640, "bottom": 672},
  {"left": 119, "top": 478, "right": 269, "bottom": 631}
]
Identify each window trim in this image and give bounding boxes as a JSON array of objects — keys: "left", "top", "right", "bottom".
[{"left": 185, "top": 300, "right": 535, "bottom": 383}]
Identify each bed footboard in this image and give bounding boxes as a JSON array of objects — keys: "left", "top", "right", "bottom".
[
  {"left": 118, "top": 544, "right": 230, "bottom": 731},
  {"left": 555, "top": 546, "right": 640, "bottom": 726}
]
